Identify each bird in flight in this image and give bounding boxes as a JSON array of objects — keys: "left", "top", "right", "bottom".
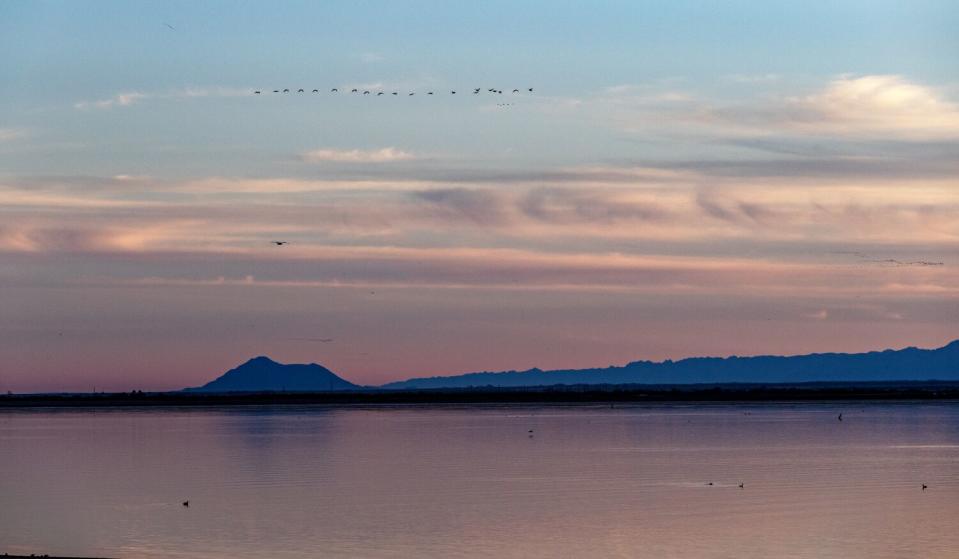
[
  {"left": 377, "top": 92, "right": 384, "bottom": 96},
  {"left": 297, "top": 88, "right": 304, "bottom": 93},
  {"left": 283, "top": 89, "right": 290, "bottom": 93},
  {"left": 163, "top": 22, "right": 176, "bottom": 31},
  {"left": 312, "top": 89, "right": 319, "bottom": 93},
  {"left": 331, "top": 88, "right": 338, "bottom": 92},
  {"left": 351, "top": 88, "right": 358, "bottom": 93},
  {"left": 254, "top": 90, "right": 261, "bottom": 94},
  {"left": 271, "top": 241, "right": 289, "bottom": 246},
  {"left": 182, "top": 501, "right": 189, "bottom": 507}
]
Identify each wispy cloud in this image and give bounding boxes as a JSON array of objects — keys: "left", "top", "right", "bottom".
[
  {"left": 73, "top": 87, "right": 251, "bottom": 110},
  {"left": 300, "top": 147, "right": 417, "bottom": 163},
  {"left": 0, "top": 128, "right": 27, "bottom": 142},
  {"left": 74, "top": 91, "right": 147, "bottom": 110},
  {"left": 702, "top": 75, "right": 959, "bottom": 140},
  {"left": 357, "top": 52, "right": 385, "bottom": 63},
  {"left": 585, "top": 75, "right": 959, "bottom": 144}
]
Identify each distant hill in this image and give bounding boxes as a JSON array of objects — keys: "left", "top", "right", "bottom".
[
  {"left": 382, "top": 340, "right": 959, "bottom": 389},
  {"left": 184, "top": 356, "right": 360, "bottom": 392}
]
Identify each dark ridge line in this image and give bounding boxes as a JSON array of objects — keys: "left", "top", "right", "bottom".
[{"left": 4, "top": 381, "right": 959, "bottom": 408}]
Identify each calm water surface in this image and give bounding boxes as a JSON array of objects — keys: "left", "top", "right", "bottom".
[{"left": 1, "top": 403, "right": 958, "bottom": 558}]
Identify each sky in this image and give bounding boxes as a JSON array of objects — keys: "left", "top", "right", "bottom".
[{"left": 1, "top": 1, "right": 958, "bottom": 392}]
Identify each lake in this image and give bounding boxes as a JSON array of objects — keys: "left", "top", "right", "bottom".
[{"left": 1, "top": 403, "right": 957, "bottom": 558}]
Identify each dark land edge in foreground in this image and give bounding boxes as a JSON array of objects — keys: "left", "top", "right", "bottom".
[
  {"left": 4, "top": 381, "right": 959, "bottom": 407},
  {"left": 1, "top": 556, "right": 112, "bottom": 559}
]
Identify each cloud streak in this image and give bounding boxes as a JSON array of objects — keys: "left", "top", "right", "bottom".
[
  {"left": 73, "top": 87, "right": 251, "bottom": 110},
  {"left": 300, "top": 147, "right": 417, "bottom": 164}
]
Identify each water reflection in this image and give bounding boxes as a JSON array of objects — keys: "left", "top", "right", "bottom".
[{"left": 1, "top": 403, "right": 957, "bottom": 558}]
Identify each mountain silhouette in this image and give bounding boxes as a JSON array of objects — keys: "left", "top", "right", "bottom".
[
  {"left": 381, "top": 339, "right": 959, "bottom": 389},
  {"left": 184, "top": 356, "right": 360, "bottom": 392}
]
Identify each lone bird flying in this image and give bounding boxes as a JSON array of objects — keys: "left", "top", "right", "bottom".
[{"left": 271, "top": 241, "right": 289, "bottom": 246}]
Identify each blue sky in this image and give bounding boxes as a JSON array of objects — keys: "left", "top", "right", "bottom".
[{"left": 1, "top": 1, "right": 958, "bottom": 391}]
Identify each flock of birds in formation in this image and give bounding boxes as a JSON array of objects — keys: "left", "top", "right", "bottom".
[{"left": 253, "top": 86, "right": 531, "bottom": 106}]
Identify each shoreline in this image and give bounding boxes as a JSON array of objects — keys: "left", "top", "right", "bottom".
[{"left": 3, "top": 381, "right": 959, "bottom": 408}]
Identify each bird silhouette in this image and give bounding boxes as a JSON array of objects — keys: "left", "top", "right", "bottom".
[
  {"left": 351, "top": 88, "right": 358, "bottom": 93},
  {"left": 271, "top": 241, "right": 288, "bottom": 246},
  {"left": 297, "top": 89, "right": 304, "bottom": 93},
  {"left": 164, "top": 23, "right": 176, "bottom": 31},
  {"left": 331, "top": 88, "right": 338, "bottom": 92},
  {"left": 283, "top": 89, "right": 290, "bottom": 93},
  {"left": 512, "top": 89, "right": 519, "bottom": 93},
  {"left": 427, "top": 91, "right": 433, "bottom": 95},
  {"left": 409, "top": 92, "right": 414, "bottom": 96},
  {"left": 182, "top": 501, "right": 189, "bottom": 507},
  {"left": 254, "top": 90, "right": 261, "bottom": 94},
  {"left": 451, "top": 90, "right": 456, "bottom": 94},
  {"left": 738, "top": 482, "right": 744, "bottom": 489},
  {"left": 474, "top": 88, "right": 481, "bottom": 94},
  {"left": 273, "top": 90, "right": 279, "bottom": 93},
  {"left": 363, "top": 90, "right": 370, "bottom": 95},
  {"left": 922, "top": 484, "right": 928, "bottom": 490},
  {"left": 377, "top": 92, "right": 384, "bottom": 96},
  {"left": 392, "top": 92, "right": 398, "bottom": 95},
  {"left": 838, "top": 413, "right": 843, "bottom": 421},
  {"left": 312, "top": 89, "right": 319, "bottom": 93},
  {"left": 528, "top": 88, "right": 533, "bottom": 92}
]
